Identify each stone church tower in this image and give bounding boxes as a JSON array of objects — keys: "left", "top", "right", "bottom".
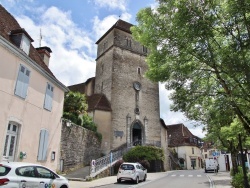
[
  {"left": 69, "top": 20, "right": 166, "bottom": 157},
  {"left": 94, "top": 20, "right": 162, "bottom": 150}
]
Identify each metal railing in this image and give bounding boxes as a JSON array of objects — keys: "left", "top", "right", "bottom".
[
  {"left": 89, "top": 141, "right": 161, "bottom": 177},
  {"left": 90, "top": 148, "right": 130, "bottom": 177}
]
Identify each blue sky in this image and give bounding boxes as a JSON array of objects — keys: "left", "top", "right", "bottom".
[{"left": 1, "top": 0, "right": 205, "bottom": 137}]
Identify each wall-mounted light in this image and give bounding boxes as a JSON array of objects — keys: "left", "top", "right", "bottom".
[{"left": 51, "top": 151, "right": 55, "bottom": 160}]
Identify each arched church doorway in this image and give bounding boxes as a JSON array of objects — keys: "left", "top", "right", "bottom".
[{"left": 132, "top": 122, "right": 142, "bottom": 146}]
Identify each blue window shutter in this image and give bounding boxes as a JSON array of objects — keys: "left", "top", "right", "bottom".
[
  {"left": 42, "top": 130, "right": 49, "bottom": 160},
  {"left": 37, "top": 129, "right": 49, "bottom": 161},
  {"left": 15, "top": 65, "right": 30, "bottom": 99},
  {"left": 37, "top": 130, "right": 45, "bottom": 161},
  {"left": 44, "top": 83, "right": 54, "bottom": 111}
]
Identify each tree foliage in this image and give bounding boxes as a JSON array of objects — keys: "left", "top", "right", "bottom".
[
  {"left": 132, "top": 0, "right": 250, "bottom": 135},
  {"left": 63, "top": 91, "right": 98, "bottom": 132}
]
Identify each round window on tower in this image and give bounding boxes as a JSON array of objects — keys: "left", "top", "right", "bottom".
[
  {"left": 133, "top": 82, "right": 141, "bottom": 91},
  {"left": 134, "top": 107, "right": 140, "bottom": 115}
]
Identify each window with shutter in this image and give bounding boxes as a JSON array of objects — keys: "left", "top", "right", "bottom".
[
  {"left": 44, "top": 83, "right": 54, "bottom": 111},
  {"left": 37, "top": 129, "right": 49, "bottom": 161},
  {"left": 15, "top": 64, "right": 30, "bottom": 99}
]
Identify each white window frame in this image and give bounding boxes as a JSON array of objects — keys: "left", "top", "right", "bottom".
[
  {"left": 37, "top": 129, "right": 49, "bottom": 161},
  {"left": 15, "top": 64, "right": 30, "bottom": 99},
  {"left": 44, "top": 83, "right": 54, "bottom": 111},
  {"left": 20, "top": 34, "right": 31, "bottom": 55}
]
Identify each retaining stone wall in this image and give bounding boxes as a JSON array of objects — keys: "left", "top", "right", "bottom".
[{"left": 60, "top": 121, "right": 101, "bottom": 172}]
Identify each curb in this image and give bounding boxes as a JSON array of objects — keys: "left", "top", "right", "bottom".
[
  {"left": 67, "top": 178, "right": 86, "bottom": 182},
  {"left": 206, "top": 174, "right": 215, "bottom": 188}
]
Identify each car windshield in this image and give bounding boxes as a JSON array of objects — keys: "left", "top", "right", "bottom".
[
  {"left": 0, "top": 166, "right": 11, "bottom": 176},
  {"left": 120, "top": 164, "right": 134, "bottom": 170}
]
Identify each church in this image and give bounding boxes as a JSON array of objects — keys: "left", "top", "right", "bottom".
[{"left": 68, "top": 20, "right": 168, "bottom": 162}]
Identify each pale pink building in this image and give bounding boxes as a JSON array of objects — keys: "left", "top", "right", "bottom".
[{"left": 0, "top": 5, "right": 68, "bottom": 171}]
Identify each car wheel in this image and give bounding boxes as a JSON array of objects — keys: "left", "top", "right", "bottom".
[
  {"left": 205, "top": 169, "right": 207, "bottom": 173},
  {"left": 134, "top": 176, "right": 139, "bottom": 184},
  {"left": 143, "top": 174, "right": 147, "bottom": 181},
  {"left": 60, "top": 185, "right": 68, "bottom": 188},
  {"left": 117, "top": 179, "right": 121, "bottom": 183}
]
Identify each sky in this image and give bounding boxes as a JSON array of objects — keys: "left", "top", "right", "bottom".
[{"left": 1, "top": 0, "right": 206, "bottom": 138}]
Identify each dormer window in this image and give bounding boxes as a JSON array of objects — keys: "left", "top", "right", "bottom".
[{"left": 10, "top": 29, "right": 34, "bottom": 55}]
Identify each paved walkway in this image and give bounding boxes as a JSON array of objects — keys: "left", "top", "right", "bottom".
[
  {"left": 206, "top": 171, "right": 232, "bottom": 188},
  {"left": 65, "top": 166, "right": 90, "bottom": 180},
  {"left": 68, "top": 170, "right": 232, "bottom": 188}
]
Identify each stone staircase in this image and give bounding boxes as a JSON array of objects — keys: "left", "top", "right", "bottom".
[{"left": 168, "top": 149, "right": 182, "bottom": 170}]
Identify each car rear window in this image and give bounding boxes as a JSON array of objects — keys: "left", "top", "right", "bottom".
[
  {"left": 120, "top": 164, "right": 135, "bottom": 170},
  {"left": 0, "top": 166, "right": 11, "bottom": 176}
]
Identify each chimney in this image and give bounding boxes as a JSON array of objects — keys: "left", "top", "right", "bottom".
[{"left": 36, "top": 46, "right": 52, "bottom": 67}]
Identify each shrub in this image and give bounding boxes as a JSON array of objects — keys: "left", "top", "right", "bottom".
[
  {"left": 123, "top": 145, "right": 164, "bottom": 162},
  {"left": 113, "top": 159, "right": 124, "bottom": 174},
  {"left": 139, "top": 160, "right": 150, "bottom": 170},
  {"left": 231, "top": 166, "right": 250, "bottom": 188},
  {"left": 123, "top": 145, "right": 164, "bottom": 172}
]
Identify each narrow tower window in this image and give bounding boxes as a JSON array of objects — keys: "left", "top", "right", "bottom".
[
  {"left": 137, "top": 67, "right": 141, "bottom": 75},
  {"left": 126, "top": 38, "right": 131, "bottom": 47}
]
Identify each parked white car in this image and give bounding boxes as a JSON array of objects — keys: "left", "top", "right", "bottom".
[
  {"left": 117, "top": 162, "right": 147, "bottom": 184},
  {"left": 0, "top": 162, "right": 69, "bottom": 188}
]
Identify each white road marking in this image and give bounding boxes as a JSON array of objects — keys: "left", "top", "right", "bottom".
[
  {"left": 188, "top": 175, "right": 193, "bottom": 177},
  {"left": 180, "top": 175, "right": 184, "bottom": 177}
]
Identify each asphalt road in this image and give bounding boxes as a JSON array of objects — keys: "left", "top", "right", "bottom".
[{"left": 97, "top": 170, "right": 212, "bottom": 188}]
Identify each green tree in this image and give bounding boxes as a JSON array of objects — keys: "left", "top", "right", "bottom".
[
  {"left": 205, "top": 117, "right": 250, "bottom": 175},
  {"left": 63, "top": 91, "right": 97, "bottom": 132},
  {"left": 132, "top": 0, "right": 250, "bottom": 135}
]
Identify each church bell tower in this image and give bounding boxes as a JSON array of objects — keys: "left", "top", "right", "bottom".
[{"left": 95, "top": 19, "right": 162, "bottom": 150}]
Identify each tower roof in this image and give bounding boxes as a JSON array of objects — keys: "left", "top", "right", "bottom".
[{"left": 96, "top": 19, "right": 133, "bottom": 44}]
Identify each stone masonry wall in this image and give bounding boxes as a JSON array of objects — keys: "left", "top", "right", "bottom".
[
  {"left": 95, "top": 27, "right": 161, "bottom": 150},
  {"left": 60, "top": 120, "right": 101, "bottom": 173}
]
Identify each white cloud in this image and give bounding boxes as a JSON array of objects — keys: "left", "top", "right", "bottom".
[
  {"left": 92, "top": 13, "right": 132, "bottom": 41},
  {"left": 16, "top": 6, "right": 96, "bottom": 86},
  {"left": 92, "top": 0, "right": 127, "bottom": 11},
  {"left": 92, "top": 15, "right": 118, "bottom": 40}
]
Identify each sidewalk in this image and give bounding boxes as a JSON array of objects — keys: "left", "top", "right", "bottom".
[
  {"left": 69, "top": 172, "right": 168, "bottom": 188},
  {"left": 68, "top": 170, "right": 232, "bottom": 188},
  {"left": 206, "top": 171, "right": 232, "bottom": 188}
]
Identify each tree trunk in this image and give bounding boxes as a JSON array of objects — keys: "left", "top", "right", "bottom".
[{"left": 231, "top": 151, "right": 239, "bottom": 176}]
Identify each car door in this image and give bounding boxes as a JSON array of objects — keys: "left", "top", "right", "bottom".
[
  {"left": 16, "top": 166, "right": 40, "bottom": 188},
  {"left": 136, "top": 165, "right": 143, "bottom": 180},
  {"left": 35, "top": 166, "right": 57, "bottom": 188}
]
